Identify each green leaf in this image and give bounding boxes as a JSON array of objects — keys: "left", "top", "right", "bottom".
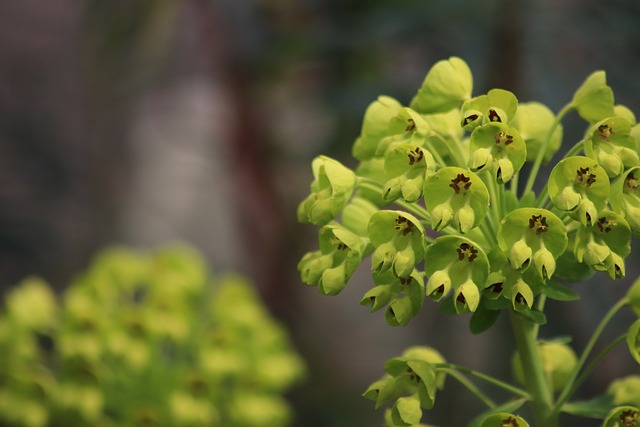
[
  {"left": 542, "top": 281, "right": 580, "bottom": 302},
  {"left": 572, "top": 70, "right": 614, "bottom": 124},
  {"left": 469, "top": 300, "right": 502, "bottom": 334},
  {"left": 514, "top": 307, "right": 547, "bottom": 325},
  {"left": 553, "top": 248, "right": 595, "bottom": 282},
  {"left": 560, "top": 394, "right": 616, "bottom": 419},
  {"left": 410, "top": 57, "right": 473, "bottom": 114}
]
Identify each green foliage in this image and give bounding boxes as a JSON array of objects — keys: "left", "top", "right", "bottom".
[
  {"left": 298, "top": 57, "right": 640, "bottom": 426},
  {"left": 0, "top": 245, "right": 305, "bottom": 427}
]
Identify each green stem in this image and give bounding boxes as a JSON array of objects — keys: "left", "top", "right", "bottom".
[
  {"left": 440, "top": 368, "right": 496, "bottom": 408},
  {"left": 554, "top": 297, "right": 629, "bottom": 413},
  {"left": 510, "top": 311, "right": 558, "bottom": 427},
  {"left": 433, "top": 363, "right": 529, "bottom": 399},
  {"left": 358, "top": 179, "right": 432, "bottom": 222},
  {"left": 524, "top": 103, "right": 575, "bottom": 196}
]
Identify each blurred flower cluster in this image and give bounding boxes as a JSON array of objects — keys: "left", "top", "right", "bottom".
[{"left": 0, "top": 245, "right": 305, "bottom": 427}]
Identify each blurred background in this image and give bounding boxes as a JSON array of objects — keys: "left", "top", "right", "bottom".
[{"left": 1, "top": 0, "right": 639, "bottom": 425}]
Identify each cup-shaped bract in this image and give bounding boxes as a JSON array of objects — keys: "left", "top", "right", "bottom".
[
  {"left": 341, "top": 196, "right": 379, "bottom": 237},
  {"left": 369, "top": 211, "right": 426, "bottom": 278},
  {"left": 511, "top": 102, "right": 564, "bottom": 164},
  {"left": 298, "top": 156, "right": 357, "bottom": 226},
  {"left": 468, "top": 122, "right": 526, "bottom": 183},
  {"left": 572, "top": 70, "right": 615, "bottom": 124},
  {"left": 573, "top": 210, "right": 631, "bottom": 279},
  {"left": 603, "top": 406, "right": 640, "bottom": 427},
  {"left": 424, "top": 235, "right": 489, "bottom": 313},
  {"left": 608, "top": 376, "right": 640, "bottom": 408},
  {"left": 460, "top": 89, "right": 518, "bottom": 132},
  {"left": 360, "top": 269, "right": 425, "bottom": 327},
  {"left": 384, "top": 357, "right": 438, "bottom": 411},
  {"left": 298, "top": 222, "right": 368, "bottom": 295},
  {"left": 611, "top": 166, "right": 640, "bottom": 237},
  {"left": 353, "top": 96, "right": 403, "bottom": 161},
  {"left": 424, "top": 167, "right": 489, "bottom": 233},
  {"left": 479, "top": 413, "right": 529, "bottom": 427},
  {"left": 401, "top": 346, "right": 447, "bottom": 389},
  {"left": 497, "top": 208, "right": 568, "bottom": 278},
  {"left": 512, "top": 341, "right": 578, "bottom": 392},
  {"left": 390, "top": 394, "right": 422, "bottom": 426},
  {"left": 548, "top": 156, "right": 610, "bottom": 226},
  {"left": 585, "top": 117, "right": 639, "bottom": 178},
  {"left": 383, "top": 144, "right": 436, "bottom": 203},
  {"left": 410, "top": 56, "right": 473, "bottom": 114}
]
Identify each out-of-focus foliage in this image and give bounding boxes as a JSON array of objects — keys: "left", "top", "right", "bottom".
[{"left": 0, "top": 245, "right": 305, "bottom": 427}]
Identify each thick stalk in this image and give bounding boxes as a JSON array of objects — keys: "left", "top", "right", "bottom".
[{"left": 510, "top": 312, "right": 558, "bottom": 427}]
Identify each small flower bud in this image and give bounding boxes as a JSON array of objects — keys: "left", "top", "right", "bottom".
[
  {"left": 426, "top": 270, "right": 451, "bottom": 301},
  {"left": 372, "top": 242, "right": 395, "bottom": 274},
  {"left": 555, "top": 186, "right": 581, "bottom": 211},
  {"left": 319, "top": 264, "right": 348, "bottom": 295},
  {"left": 454, "top": 279, "right": 480, "bottom": 313},
  {"left": 509, "top": 239, "right": 532, "bottom": 270},
  {"left": 575, "top": 199, "right": 598, "bottom": 226},
  {"left": 583, "top": 240, "right": 611, "bottom": 267},
  {"left": 298, "top": 252, "right": 333, "bottom": 285},
  {"left": 469, "top": 147, "right": 493, "bottom": 172},
  {"left": 496, "top": 157, "right": 515, "bottom": 183},
  {"left": 533, "top": 247, "right": 556, "bottom": 280},
  {"left": 598, "top": 150, "right": 624, "bottom": 178},
  {"left": 393, "top": 247, "right": 417, "bottom": 278},
  {"left": 360, "top": 285, "right": 394, "bottom": 312},
  {"left": 456, "top": 205, "right": 476, "bottom": 234},
  {"left": 390, "top": 395, "right": 422, "bottom": 426},
  {"left": 431, "top": 203, "right": 454, "bottom": 231}
]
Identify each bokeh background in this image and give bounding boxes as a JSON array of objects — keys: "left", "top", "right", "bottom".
[{"left": 1, "top": 0, "right": 640, "bottom": 425}]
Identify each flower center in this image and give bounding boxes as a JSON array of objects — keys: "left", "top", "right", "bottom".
[
  {"left": 625, "top": 172, "right": 639, "bottom": 193},
  {"left": 501, "top": 416, "right": 519, "bottom": 427},
  {"left": 576, "top": 167, "right": 597, "bottom": 187},
  {"left": 456, "top": 243, "right": 478, "bottom": 262},
  {"left": 488, "top": 109, "right": 502, "bottom": 122},
  {"left": 494, "top": 130, "right": 513, "bottom": 147},
  {"left": 596, "top": 217, "right": 616, "bottom": 233},
  {"left": 449, "top": 173, "right": 472, "bottom": 194},
  {"left": 405, "top": 118, "right": 416, "bottom": 132},
  {"left": 407, "top": 147, "right": 424, "bottom": 165},
  {"left": 597, "top": 123, "right": 615, "bottom": 142},
  {"left": 528, "top": 214, "right": 549, "bottom": 235},
  {"left": 394, "top": 216, "right": 415, "bottom": 236}
]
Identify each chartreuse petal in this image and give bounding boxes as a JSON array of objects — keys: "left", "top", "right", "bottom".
[
  {"left": 298, "top": 156, "right": 357, "bottom": 226},
  {"left": 497, "top": 208, "right": 568, "bottom": 278},
  {"left": 585, "top": 117, "right": 639, "bottom": 178},
  {"left": 627, "top": 319, "right": 640, "bottom": 365},
  {"left": 390, "top": 394, "right": 422, "bottom": 426},
  {"left": 574, "top": 210, "right": 631, "bottom": 279},
  {"left": 410, "top": 57, "right": 472, "bottom": 114},
  {"left": 363, "top": 375, "right": 404, "bottom": 410},
  {"left": 369, "top": 211, "right": 425, "bottom": 278},
  {"left": 423, "top": 166, "right": 489, "bottom": 233},
  {"left": 383, "top": 143, "right": 436, "bottom": 203},
  {"left": 479, "top": 413, "right": 529, "bottom": 427},
  {"left": 603, "top": 406, "right": 640, "bottom": 427},
  {"left": 548, "top": 156, "right": 610, "bottom": 226},
  {"left": 615, "top": 104, "right": 637, "bottom": 125},
  {"left": 572, "top": 70, "right": 615, "bottom": 124},
  {"left": 512, "top": 341, "right": 577, "bottom": 392},
  {"left": 460, "top": 89, "right": 518, "bottom": 132},
  {"left": 298, "top": 222, "right": 367, "bottom": 295},
  {"left": 401, "top": 346, "right": 446, "bottom": 389},
  {"left": 424, "top": 235, "right": 489, "bottom": 313},
  {"left": 611, "top": 167, "right": 640, "bottom": 237},
  {"left": 353, "top": 96, "right": 403, "bottom": 161},
  {"left": 468, "top": 122, "right": 527, "bottom": 183},
  {"left": 384, "top": 358, "right": 438, "bottom": 410},
  {"left": 511, "top": 102, "right": 564, "bottom": 164}
]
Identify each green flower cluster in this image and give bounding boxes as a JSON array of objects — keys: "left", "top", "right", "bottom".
[
  {"left": 0, "top": 245, "right": 304, "bottom": 427},
  {"left": 298, "top": 57, "right": 640, "bottom": 426}
]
